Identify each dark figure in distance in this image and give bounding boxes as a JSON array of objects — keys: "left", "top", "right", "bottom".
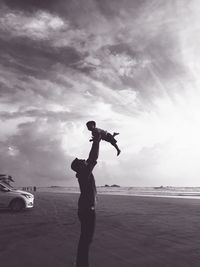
[
  {"left": 86, "top": 120, "right": 121, "bottom": 156},
  {"left": 71, "top": 135, "right": 101, "bottom": 267}
]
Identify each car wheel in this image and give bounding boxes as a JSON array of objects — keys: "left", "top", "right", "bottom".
[{"left": 10, "top": 199, "right": 25, "bottom": 212}]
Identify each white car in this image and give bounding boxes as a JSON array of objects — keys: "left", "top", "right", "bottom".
[{"left": 0, "top": 181, "right": 34, "bottom": 211}]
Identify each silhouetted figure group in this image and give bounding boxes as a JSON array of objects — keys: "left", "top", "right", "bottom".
[{"left": 22, "top": 186, "right": 37, "bottom": 192}]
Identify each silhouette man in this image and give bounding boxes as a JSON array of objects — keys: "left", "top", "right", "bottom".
[{"left": 71, "top": 135, "right": 101, "bottom": 267}]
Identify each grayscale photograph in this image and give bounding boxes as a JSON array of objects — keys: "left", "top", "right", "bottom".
[{"left": 0, "top": 0, "right": 200, "bottom": 266}]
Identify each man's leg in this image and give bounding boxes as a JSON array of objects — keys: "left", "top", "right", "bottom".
[{"left": 76, "top": 210, "right": 96, "bottom": 267}]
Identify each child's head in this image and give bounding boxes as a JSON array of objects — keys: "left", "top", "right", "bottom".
[{"left": 86, "top": 120, "right": 96, "bottom": 131}]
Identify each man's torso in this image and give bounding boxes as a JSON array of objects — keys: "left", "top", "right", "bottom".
[{"left": 77, "top": 165, "right": 97, "bottom": 211}]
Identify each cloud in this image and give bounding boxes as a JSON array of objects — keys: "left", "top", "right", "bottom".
[
  {"left": 0, "top": 8, "right": 89, "bottom": 57},
  {"left": 0, "top": 119, "right": 75, "bottom": 186},
  {"left": 77, "top": 48, "right": 151, "bottom": 82},
  {"left": 0, "top": 0, "right": 184, "bottom": 99},
  {"left": 0, "top": 10, "right": 65, "bottom": 41}
]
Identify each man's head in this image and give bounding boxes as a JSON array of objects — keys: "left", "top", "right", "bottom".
[
  {"left": 71, "top": 158, "right": 86, "bottom": 173},
  {"left": 86, "top": 121, "right": 96, "bottom": 131}
]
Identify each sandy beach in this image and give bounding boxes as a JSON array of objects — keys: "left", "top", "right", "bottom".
[{"left": 1, "top": 192, "right": 200, "bottom": 267}]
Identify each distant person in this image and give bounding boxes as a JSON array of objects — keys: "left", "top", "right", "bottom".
[
  {"left": 71, "top": 135, "right": 101, "bottom": 267},
  {"left": 86, "top": 120, "right": 121, "bottom": 156}
]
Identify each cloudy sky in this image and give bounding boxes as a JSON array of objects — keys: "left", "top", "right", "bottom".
[{"left": 1, "top": 0, "right": 200, "bottom": 187}]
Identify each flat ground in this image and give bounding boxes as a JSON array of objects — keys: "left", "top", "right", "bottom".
[{"left": 1, "top": 192, "right": 200, "bottom": 267}]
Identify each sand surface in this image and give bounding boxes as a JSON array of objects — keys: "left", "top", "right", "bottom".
[{"left": 1, "top": 192, "right": 200, "bottom": 267}]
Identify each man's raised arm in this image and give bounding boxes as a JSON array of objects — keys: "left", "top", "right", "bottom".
[{"left": 87, "top": 136, "right": 101, "bottom": 164}]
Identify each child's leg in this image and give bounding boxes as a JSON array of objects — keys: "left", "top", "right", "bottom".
[
  {"left": 113, "top": 132, "right": 119, "bottom": 137},
  {"left": 111, "top": 142, "right": 121, "bottom": 156},
  {"left": 105, "top": 133, "right": 121, "bottom": 156}
]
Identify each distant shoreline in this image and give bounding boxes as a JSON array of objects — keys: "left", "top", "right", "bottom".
[{"left": 35, "top": 186, "right": 200, "bottom": 200}]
